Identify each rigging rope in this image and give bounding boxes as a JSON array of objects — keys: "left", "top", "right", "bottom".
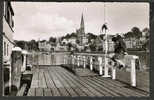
[{"left": 104, "top": 3, "right": 106, "bottom": 23}]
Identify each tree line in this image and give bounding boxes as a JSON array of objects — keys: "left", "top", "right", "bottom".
[{"left": 14, "top": 26, "right": 149, "bottom": 51}]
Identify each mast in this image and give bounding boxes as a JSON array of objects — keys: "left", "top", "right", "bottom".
[{"left": 101, "top": 3, "right": 110, "bottom": 77}]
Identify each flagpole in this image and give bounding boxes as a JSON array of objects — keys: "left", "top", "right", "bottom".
[{"left": 102, "top": 26, "right": 111, "bottom": 77}]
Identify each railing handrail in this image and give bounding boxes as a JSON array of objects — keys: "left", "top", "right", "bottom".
[{"left": 74, "top": 52, "right": 107, "bottom": 57}]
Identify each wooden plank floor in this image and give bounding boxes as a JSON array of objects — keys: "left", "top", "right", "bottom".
[{"left": 27, "top": 66, "right": 149, "bottom": 97}]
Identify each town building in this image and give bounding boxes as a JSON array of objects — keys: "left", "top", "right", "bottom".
[
  {"left": 76, "top": 13, "right": 88, "bottom": 46},
  {"left": 61, "top": 39, "right": 68, "bottom": 45},
  {"left": 125, "top": 37, "right": 142, "bottom": 49},
  {"left": 38, "top": 40, "right": 51, "bottom": 52},
  {"left": 95, "top": 36, "right": 103, "bottom": 51},
  {"left": 2, "top": 1, "right": 15, "bottom": 95},
  {"left": 68, "top": 36, "right": 76, "bottom": 44},
  {"left": 3, "top": 1, "right": 15, "bottom": 63},
  {"left": 102, "top": 35, "right": 114, "bottom": 52},
  {"left": 55, "top": 38, "right": 67, "bottom": 51}
]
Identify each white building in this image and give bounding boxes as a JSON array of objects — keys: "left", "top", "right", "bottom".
[
  {"left": 2, "top": 1, "right": 15, "bottom": 95},
  {"left": 82, "top": 36, "right": 88, "bottom": 44},
  {"left": 125, "top": 37, "right": 141, "bottom": 49},
  {"left": 3, "top": 1, "right": 15, "bottom": 64},
  {"left": 61, "top": 39, "right": 68, "bottom": 45},
  {"left": 68, "top": 37, "right": 76, "bottom": 44},
  {"left": 39, "top": 40, "right": 51, "bottom": 52}
]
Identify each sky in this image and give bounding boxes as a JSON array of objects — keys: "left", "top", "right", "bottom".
[{"left": 11, "top": 2, "right": 149, "bottom": 41}]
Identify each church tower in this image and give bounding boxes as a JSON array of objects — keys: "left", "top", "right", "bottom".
[
  {"left": 76, "top": 13, "right": 87, "bottom": 46},
  {"left": 80, "top": 13, "right": 85, "bottom": 34}
]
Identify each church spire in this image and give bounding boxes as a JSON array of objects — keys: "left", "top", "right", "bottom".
[{"left": 80, "top": 13, "right": 85, "bottom": 33}]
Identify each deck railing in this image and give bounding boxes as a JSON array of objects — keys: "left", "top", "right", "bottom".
[{"left": 64, "top": 52, "right": 140, "bottom": 87}]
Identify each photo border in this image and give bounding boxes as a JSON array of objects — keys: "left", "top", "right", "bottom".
[{"left": 0, "top": 0, "right": 153, "bottom": 100}]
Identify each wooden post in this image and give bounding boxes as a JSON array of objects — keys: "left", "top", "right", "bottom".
[
  {"left": 98, "top": 57, "right": 103, "bottom": 75},
  {"left": 22, "top": 54, "right": 26, "bottom": 72},
  {"left": 83, "top": 56, "right": 86, "bottom": 68},
  {"left": 9, "top": 65, "right": 12, "bottom": 93},
  {"left": 90, "top": 56, "right": 93, "bottom": 70}
]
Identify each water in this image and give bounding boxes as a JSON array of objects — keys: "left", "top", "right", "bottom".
[
  {"left": 30, "top": 52, "right": 69, "bottom": 65},
  {"left": 29, "top": 51, "right": 149, "bottom": 71},
  {"left": 128, "top": 51, "right": 149, "bottom": 69}
]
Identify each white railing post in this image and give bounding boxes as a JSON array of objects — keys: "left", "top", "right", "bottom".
[
  {"left": 83, "top": 56, "right": 86, "bottom": 68},
  {"left": 102, "top": 57, "right": 111, "bottom": 77},
  {"left": 82, "top": 56, "right": 84, "bottom": 66},
  {"left": 98, "top": 57, "right": 103, "bottom": 75},
  {"left": 64, "top": 55, "right": 67, "bottom": 64},
  {"left": 64, "top": 55, "right": 66, "bottom": 64},
  {"left": 68, "top": 55, "right": 70, "bottom": 65},
  {"left": 131, "top": 56, "right": 138, "bottom": 87},
  {"left": 66, "top": 55, "right": 68, "bottom": 65},
  {"left": 74, "top": 55, "right": 76, "bottom": 66},
  {"left": 76, "top": 55, "right": 78, "bottom": 66},
  {"left": 90, "top": 56, "right": 93, "bottom": 70},
  {"left": 71, "top": 55, "right": 74, "bottom": 65},
  {"left": 80, "top": 56, "right": 82, "bottom": 66},
  {"left": 77, "top": 56, "right": 80, "bottom": 67},
  {"left": 112, "top": 67, "right": 116, "bottom": 80},
  {"left": 80, "top": 56, "right": 83, "bottom": 66}
]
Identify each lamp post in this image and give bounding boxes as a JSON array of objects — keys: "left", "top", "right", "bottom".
[{"left": 101, "top": 23, "right": 111, "bottom": 77}]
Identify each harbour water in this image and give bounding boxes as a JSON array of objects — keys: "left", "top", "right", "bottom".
[{"left": 29, "top": 51, "right": 149, "bottom": 71}]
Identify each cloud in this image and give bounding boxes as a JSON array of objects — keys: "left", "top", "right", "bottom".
[
  {"left": 13, "top": 8, "right": 75, "bottom": 41},
  {"left": 12, "top": 2, "right": 149, "bottom": 41}
]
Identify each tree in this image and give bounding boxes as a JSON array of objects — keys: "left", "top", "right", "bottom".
[
  {"left": 87, "top": 33, "right": 97, "bottom": 43},
  {"left": 29, "top": 40, "right": 39, "bottom": 51},
  {"left": 67, "top": 43, "right": 72, "bottom": 51},
  {"left": 49, "top": 36, "right": 56, "bottom": 43},
  {"left": 124, "top": 31, "right": 134, "bottom": 39},
  {"left": 142, "top": 28, "right": 150, "bottom": 51},
  {"left": 131, "top": 27, "right": 142, "bottom": 39},
  {"left": 89, "top": 43, "right": 96, "bottom": 51},
  {"left": 142, "top": 27, "right": 150, "bottom": 39},
  {"left": 76, "top": 39, "right": 80, "bottom": 44},
  {"left": 70, "top": 32, "right": 77, "bottom": 37},
  {"left": 99, "top": 34, "right": 105, "bottom": 40},
  {"left": 15, "top": 40, "right": 27, "bottom": 49}
]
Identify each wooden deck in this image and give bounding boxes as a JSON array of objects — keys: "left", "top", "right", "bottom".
[{"left": 27, "top": 66, "right": 149, "bottom": 97}]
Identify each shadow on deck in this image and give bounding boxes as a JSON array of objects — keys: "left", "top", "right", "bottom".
[{"left": 26, "top": 66, "right": 149, "bottom": 97}]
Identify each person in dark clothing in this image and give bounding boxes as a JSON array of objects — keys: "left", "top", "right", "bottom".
[{"left": 111, "top": 34, "right": 128, "bottom": 69}]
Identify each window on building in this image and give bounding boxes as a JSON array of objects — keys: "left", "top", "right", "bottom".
[
  {"left": 12, "top": 20, "right": 14, "bottom": 28},
  {"left": 4, "top": 2, "right": 7, "bottom": 19},
  {"left": 4, "top": 42, "right": 6, "bottom": 56},
  {"left": 7, "top": 44, "right": 9, "bottom": 56},
  {"left": 7, "top": 9, "right": 10, "bottom": 24}
]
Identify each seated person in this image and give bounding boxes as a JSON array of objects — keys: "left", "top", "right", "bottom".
[{"left": 111, "top": 34, "right": 128, "bottom": 69}]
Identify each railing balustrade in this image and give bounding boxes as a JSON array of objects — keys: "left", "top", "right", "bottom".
[{"left": 64, "top": 52, "right": 141, "bottom": 87}]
